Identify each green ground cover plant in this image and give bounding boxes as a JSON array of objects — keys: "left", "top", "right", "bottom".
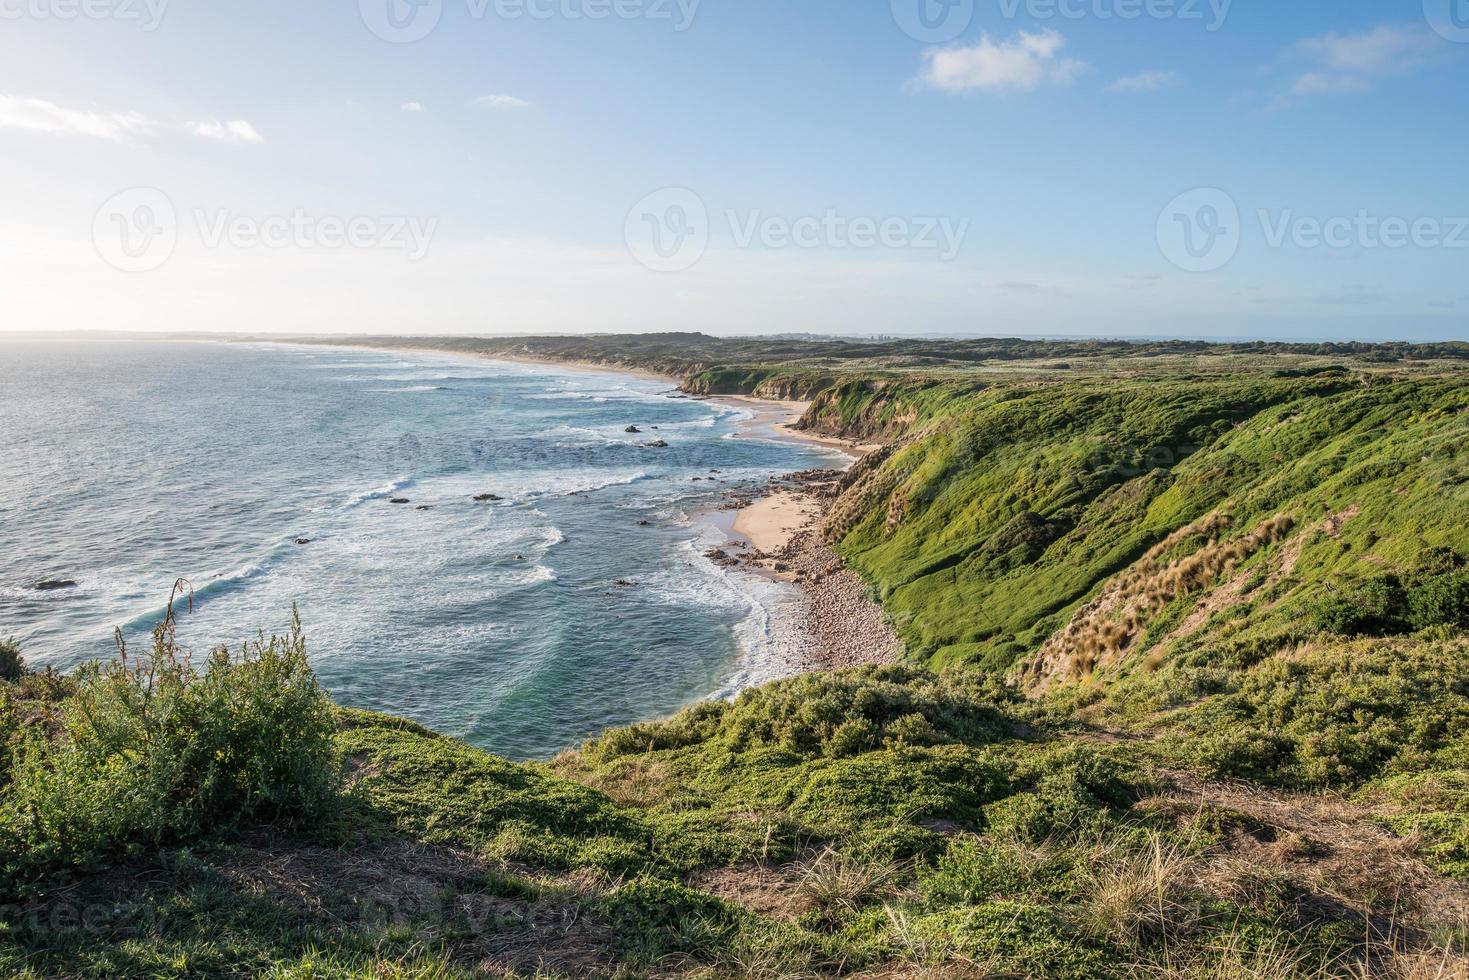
[{"left": 6, "top": 339, "right": 1469, "bottom": 976}]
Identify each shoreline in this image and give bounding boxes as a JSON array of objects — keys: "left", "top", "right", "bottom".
[
  {"left": 286, "top": 339, "right": 901, "bottom": 677},
  {"left": 451, "top": 348, "right": 903, "bottom": 675}
]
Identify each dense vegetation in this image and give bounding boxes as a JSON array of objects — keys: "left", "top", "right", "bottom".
[{"left": 6, "top": 335, "right": 1469, "bottom": 977}]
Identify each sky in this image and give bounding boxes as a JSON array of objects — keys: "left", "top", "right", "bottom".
[{"left": 1, "top": 0, "right": 1467, "bottom": 340}]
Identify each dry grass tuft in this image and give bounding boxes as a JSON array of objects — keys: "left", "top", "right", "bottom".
[
  {"left": 1078, "top": 831, "right": 1202, "bottom": 947},
  {"left": 1023, "top": 512, "right": 1296, "bottom": 690},
  {"left": 794, "top": 847, "right": 904, "bottom": 915}
]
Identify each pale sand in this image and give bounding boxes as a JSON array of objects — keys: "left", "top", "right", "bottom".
[
  {"left": 733, "top": 491, "right": 825, "bottom": 554},
  {"left": 711, "top": 394, "right": 881, "bottom": 459}
]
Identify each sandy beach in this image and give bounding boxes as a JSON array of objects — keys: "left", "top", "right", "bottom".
[
  {"left": 703, "top": 396, "right": 900, "bottom": 671},
  {"left": 732, "top": 491, "right": 824, "bottom": 554},
  {"left": 340, "top": 343, "right": 901, "bottom": 675}
]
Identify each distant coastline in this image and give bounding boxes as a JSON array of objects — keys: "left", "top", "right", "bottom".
[{"left": 333, "top": 339, "right": 903, "bottom": 680}]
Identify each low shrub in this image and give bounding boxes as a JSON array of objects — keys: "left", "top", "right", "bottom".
[
  {"left": 600, "top": 878, "right": 744, "bottom": 962},
  {"left": 1313, "top": 550, "right": 1469, "bottom": 637},
  {"left": 582, "top": 664, "right": 1017, "bottom": 764},
  {"left": 0, "top": 608, "right": 339, "bottom": 888},
  {"left": 1179, "top": 636, "right": 1469, "bottom": 788},
  {"left": 0, "top": 638, "right": 23, "bottom": 683}
]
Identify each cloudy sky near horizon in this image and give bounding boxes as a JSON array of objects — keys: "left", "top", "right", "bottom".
[{"left": 1, "top": 0, "right": 1466, "bottom": 340}]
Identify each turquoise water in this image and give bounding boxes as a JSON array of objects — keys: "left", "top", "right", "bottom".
[{"left": 0, "top": 340, "right": 840, "bottom": 759}]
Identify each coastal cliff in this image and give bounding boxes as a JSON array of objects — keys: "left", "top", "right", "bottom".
[{"left": 7, "top": 336, "right": 1469, "bottom": 978}]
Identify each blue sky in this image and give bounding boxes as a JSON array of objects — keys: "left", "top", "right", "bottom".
[{"left": 2, "top": 0, "right": 1466, "bottom": 339}]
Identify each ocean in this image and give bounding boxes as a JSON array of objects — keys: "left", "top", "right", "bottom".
[{"left": 0, "top": 340, "right": 843, "bottom": 759}]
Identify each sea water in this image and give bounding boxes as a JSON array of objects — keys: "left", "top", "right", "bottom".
[{"left": 0, "top": 340, "right": 842, "bottom": 759}]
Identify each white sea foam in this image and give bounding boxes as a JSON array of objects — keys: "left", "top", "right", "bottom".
[
  {"left": 342, "top": 477, "right": 415, "bottom": 509},
  {"left": 669, "top": 525, "right": 819, "bottom": 698}
]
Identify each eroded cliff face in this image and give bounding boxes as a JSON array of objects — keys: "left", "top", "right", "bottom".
[
  {"left": 679, "top": 370, "right": 835, "bottom": 402},
  {"left": 794, "top": 380, "right": 924, "bottom": 441}
]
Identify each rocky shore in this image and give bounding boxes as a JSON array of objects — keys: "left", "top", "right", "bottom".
[{"left": 707, "top": 469, "right": 900, "bottom": 670}]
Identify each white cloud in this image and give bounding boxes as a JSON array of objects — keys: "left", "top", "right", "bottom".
[
  {"left": 1284, "top": 23, "right": 1441, "bottom": 100},
  {"left": 188, "top": 119, "right": 265, "bottom": 143},
  {"left": 401, "top": 102, "right": 425, "bottom": 113},
  {"left": 473, "top": 94, "right": 531, "bottom": 109},
  {"left": 1290, "top": 72, "right": 1371, "bottom": 96},
  {"left": 1108, "top": 70, "right": 1181, "bottom": 94},
  {"left": 0, "top": 94, "right": 152, "bottom": 141},
  {"left": 916, "top": 30, "right": 1086, "bottom": 94},
  {"left": 1297, "top": 23, "right": 1438, "bottom": 75}
]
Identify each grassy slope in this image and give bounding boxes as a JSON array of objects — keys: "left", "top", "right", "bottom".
[
  {"left": 6, "top": 339, "right": 1469, "bottom": 977},
  {"left": 826, "top": 371, "right": 1469, "bottom": 671},
  {"left": 14, "top": 676, "right": 1451, "bottom": 979}
]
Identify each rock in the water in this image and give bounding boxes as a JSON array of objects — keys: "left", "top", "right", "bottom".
[
  {"left": 473, "top": 493, "right": 503, "bottom": 502},
  {"left": 390, "top": 498, "right": 411, "bottom": 505},
  {"left": 643, "top": 440, "right": 669, "bottom": 448},
  {"left": 625, "top": 425, "right": 642, "bottom": 434},
  {"left": 295, "top": 538, "right": 313, "bottom": 546},
  {"left": 33, "top": 579, "right": 77, "bottom": 592},
  {"left": 416, "top": 506, "right": 432, "bottom": 511}
]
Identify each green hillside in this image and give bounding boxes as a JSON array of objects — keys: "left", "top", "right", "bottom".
[{"left": 6, "top": 339, "right": 1469, "bottom": 978}]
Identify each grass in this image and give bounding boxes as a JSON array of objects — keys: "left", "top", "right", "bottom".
[
  {"left": 4, "top": 643, "right": 1467, "bottom": 977},
  {"left": 6, "top": 341, "right": 1469, "bottom": 975}
]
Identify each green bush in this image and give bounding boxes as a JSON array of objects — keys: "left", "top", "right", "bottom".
[
  {"left": 1408, "top": 568, "right": 1469, "bottom": 632},
  {"left": 1312, "top": 576, "right": 1406, "bottom": 636},
  {"left": 1314, "top": 552, "right": 1469, "bottom": 637},
  {"left": 0, "top": 610, "right": 339, "bottom": 888},
  {"left": 582, "top": 664, "right": 1016, "bottom": 763},
  {"left": 1180, "top": 637, "right": 1469, "bottom": 788},
  {"left": 600, "top": 878, "right": 744, "bottom": 962},
  {"left": 0, "top": 638, "right": 23, "bottom": 683}
]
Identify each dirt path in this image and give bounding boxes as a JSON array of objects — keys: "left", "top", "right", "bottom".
[{"left": 1155, "top": 767, "right": 1469, "bottom": 926}]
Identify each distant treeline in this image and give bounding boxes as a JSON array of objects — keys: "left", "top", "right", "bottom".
[{"left": 277, "top": 332, "right": 1469, "bottom": 376}]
